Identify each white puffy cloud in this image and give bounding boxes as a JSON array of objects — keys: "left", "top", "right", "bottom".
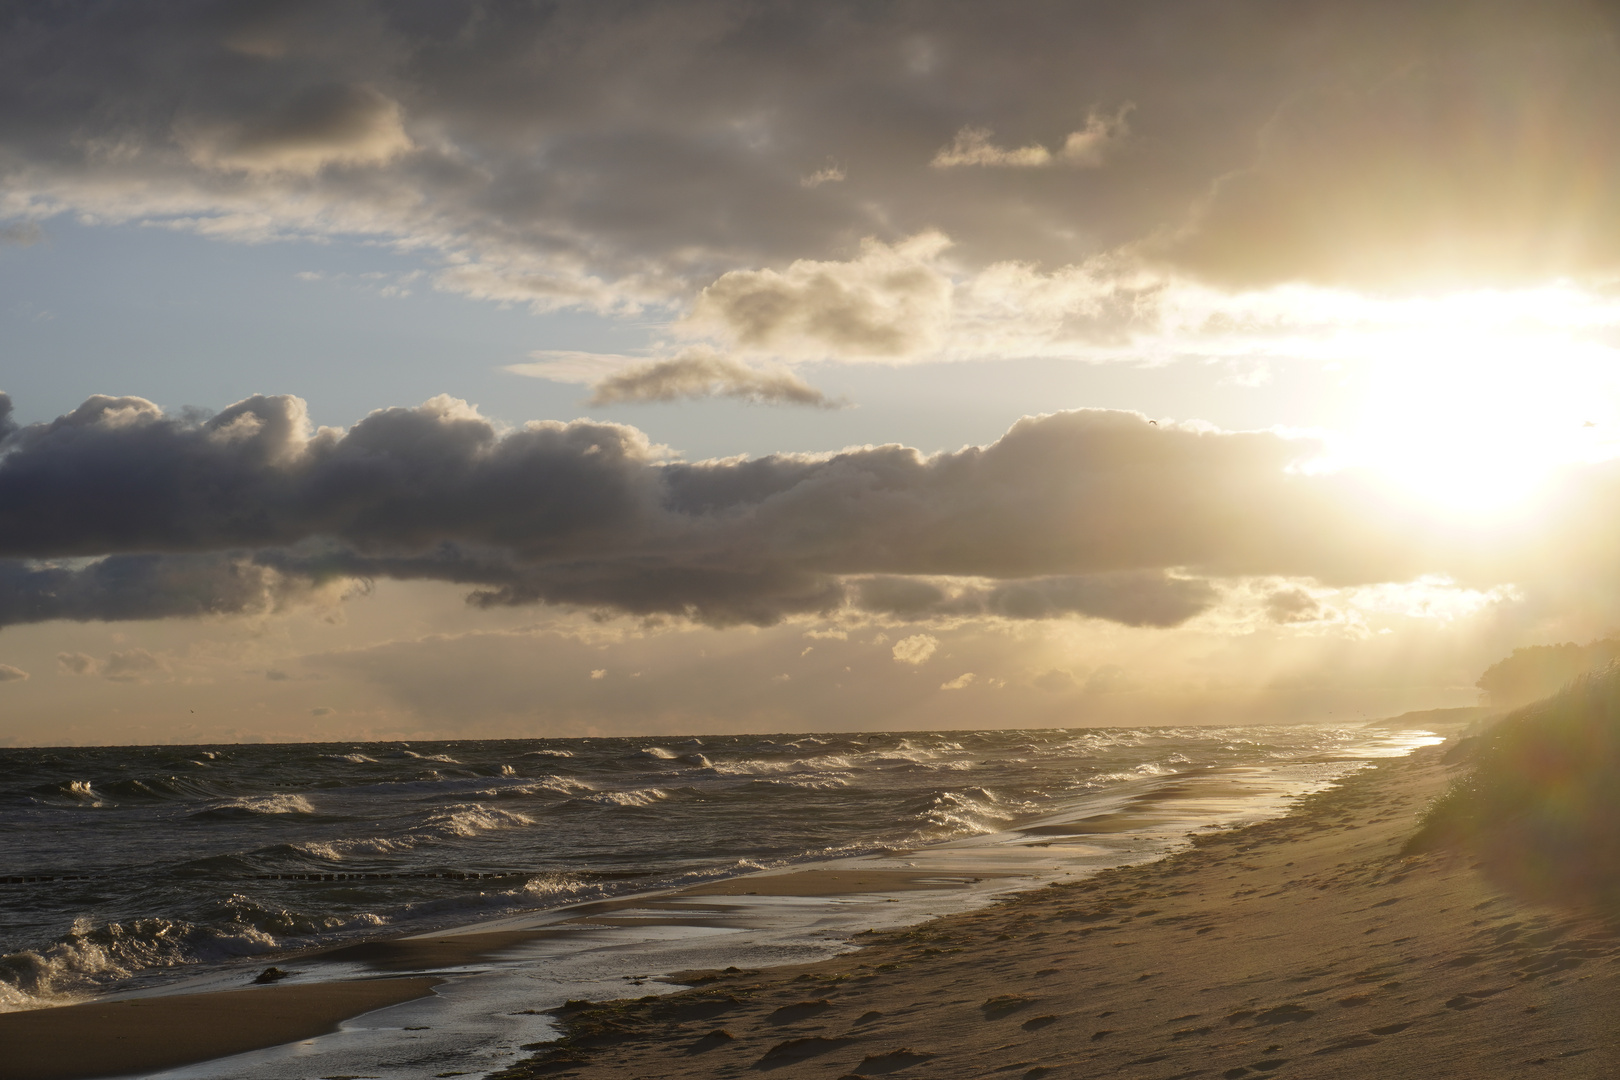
[
  {"left": 0, "top": 663, "right": 29, "bottom": 682},
  {"left": 689, "top": 234, "right": 953, "bottom": 361},
  {"left": 892, "top": 634, "right": 939, "bottom": 665}
]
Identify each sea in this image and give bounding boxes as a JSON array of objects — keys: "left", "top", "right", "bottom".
[{"left": 0, "top": 724, "right": 1442, "bottom": 1078}]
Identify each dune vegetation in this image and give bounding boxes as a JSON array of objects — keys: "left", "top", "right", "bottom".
[{"left": 1410, "top": 662, "right": 1620, "bottom": 898}]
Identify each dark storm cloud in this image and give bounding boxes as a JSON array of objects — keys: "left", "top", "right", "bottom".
[
  {"left": 0, "top": 553, "right": 312, "bottom": 629},
  {"left": 4, "top": 0, "right": 1617, "bottom": 304},
  {"left": 0, "top": 388, "right": 1493, "bottom": 629}
]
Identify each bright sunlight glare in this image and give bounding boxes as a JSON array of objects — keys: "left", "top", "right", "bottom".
[{"left": 1311, "top": 288, "right": 1620, "bottom": 516}]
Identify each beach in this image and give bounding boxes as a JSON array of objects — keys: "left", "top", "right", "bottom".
[
  {"left": 0, "top": 725, "right": 1490, "bottom": 1080},
  {"left": 4, "top": 725, "right": 1447, "bottom": 1080},
  {"left": 493, "top": 741, "right": 1620, "bottom": 1079}
]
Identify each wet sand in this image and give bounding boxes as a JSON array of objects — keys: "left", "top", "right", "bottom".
[
  {"left": 0, "top": 977, "right": 440, "bottom": 1080},
  {"left": 493, "top": 744, "right": 1620, "bottom": 1079}
]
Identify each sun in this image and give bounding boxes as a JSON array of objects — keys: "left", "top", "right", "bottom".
[{"left": 1327, "top": 287, "right": 1620, "bottom": 516}]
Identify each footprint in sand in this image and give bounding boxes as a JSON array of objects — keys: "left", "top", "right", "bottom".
[
  {"left": 982, "top": 995, "right": 1035, "bottom": 1018},
  {"left": 1445, "top": 988, "right": 1508, "bottom": 1010},
  {"left": 756, "top": 1036, "right": 851, "bottom": 1067},
  {"left": 769, "top": 999, "right": 833, "bottom": 1024},
  {"left": 687, "top": 1029, "right": 734, "bottom": 1053},
  {"left": 856, "top": 1048, "right": 935, "bottom": 1073},
  {"left": 1312, "top": 1037, "right": 1381, "bottom": 1054},
  {"left": 1252, "top": 1004, "right": 1316, "bottom": 1025}
]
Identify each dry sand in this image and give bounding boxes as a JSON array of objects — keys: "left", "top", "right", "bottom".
[
  {"left": 0, "top": 977, "right": 439, "bottom": 1080},
  {"left": 492, "top": 745, "right": 1620, "bottom": 1079}
]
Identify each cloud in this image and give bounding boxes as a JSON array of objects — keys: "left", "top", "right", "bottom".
[
  {"left": 690, "top": 235, "right": 952, "bottom": 360},
  {"left": 587, "top": 348, "right": 838, "bottom": 408},
  {"left": 102, "top": 648, "right": 165, "bottom": 683},
  {"left": 0, "top": 0, "right": 1615, "bottom": 319},
  {"left": 178, "top": 83, "right": 412, "bottom": 176},
  {"left": 2, "top": 386, "right": 1605, "bottom": 631},
  {"left": 939, "top": 671, "right": 975, "bottom": 690},
  {"left": 930, "top": 110, "right": 1129, "bottom": 169},
  {"left": 0, "top": 663, "right": 28, "bottom": 682},
  {"left": 892, "top": 634, "right": 939, "bottom": 665},
  {"left": 931, "top": 127, "right": 1053, "bottom": 169},
  {"left": 0, "top": 553, "right": 332, "bottom": 629},
  {"left": 56, "top": 652, "right": 97, "bottom": 675},
  {"left": 854, "top": 572, "right": 1217, "bottom": 628},
  {"left": 1266, "top": 587, "right": 1324, "bottom": 624},
  {"left": 800, "top": 163, "right": 845, "bottom": 188}
]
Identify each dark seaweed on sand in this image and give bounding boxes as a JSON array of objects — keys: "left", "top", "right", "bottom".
[{"left": 1408, "top": 662, "right": 1620, "bottom": 896}]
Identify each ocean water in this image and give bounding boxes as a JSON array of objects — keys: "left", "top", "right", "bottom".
[{"left": 0, "top": 724, "right": 1439, "bottom": 1024}]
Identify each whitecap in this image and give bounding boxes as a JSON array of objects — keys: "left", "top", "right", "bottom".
[
  {"left": 296, "top": 836, "right": 416, "bottom": 860},
  {"left": 201, "top": 793, "right": 316, "bottom": 816},
  {"left": 406, "top": 751, "right": 462, "bottom": 764},
  {"left": 524, "top": 776, "right": 596, "bottom": 796},
  {"left": 583, "top": 788, "right": 669, "bottom": 808},
  {"left": 422, "top": 804, "right": 536, "bottom": 837}
]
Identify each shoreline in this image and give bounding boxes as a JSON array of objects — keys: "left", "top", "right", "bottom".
[
  {"left": 0, "top": 722, "right": 1466, "bottom": 1079},
  {"left": 494, "top": 740, "right": 1620, "bottom": 1078}
]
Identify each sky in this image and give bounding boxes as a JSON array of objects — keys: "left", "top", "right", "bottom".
[{"left": 4, "top": 0, "right": 1620, "bottom": 745}]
